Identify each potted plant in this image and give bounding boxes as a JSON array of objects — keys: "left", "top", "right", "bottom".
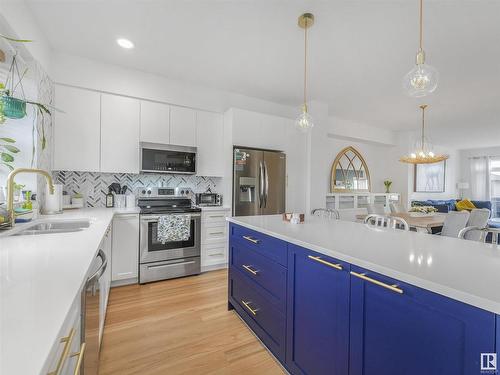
[{"left": 383, "top": 180, "right": 392, "bottom": 193}]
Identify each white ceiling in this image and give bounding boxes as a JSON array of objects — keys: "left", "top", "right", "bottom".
[{"left": 24, "top": 0, "right": 500, "bottom": 147}]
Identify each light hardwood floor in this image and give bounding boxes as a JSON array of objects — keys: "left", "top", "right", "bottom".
[{"left": 99, "top": 269, "right": 285, "bottom": 375}]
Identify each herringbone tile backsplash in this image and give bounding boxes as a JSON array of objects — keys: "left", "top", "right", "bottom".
[{"left": 53, "top": 171, "right": 222, "bottom": 207}]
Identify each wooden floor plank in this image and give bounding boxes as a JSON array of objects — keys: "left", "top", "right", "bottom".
[{"left": 99, "top": 270, "right": 285, "bottom": 375}]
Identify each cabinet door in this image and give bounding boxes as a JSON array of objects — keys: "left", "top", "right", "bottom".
[
  {"left": 170, "top": 106, "right": 196, "bottom": 147},
  {"left": 231, "top": 108, "right": 262, "bottom": 148},
  {"left": 101, "top": 94, "right": 140, "bottom": 173},
  {"left": 349, "top": 265, "right": 496, "bottom": 375},
  {"left": 53, "top": 85, "right": 101, "bottom": 171},
  {"left": 286, "top": 244, "right": 350, "bottom": 375},
  {"left": 140, "top": 100, "right": 170, "bottom": 144},
  {"left": 111, "top": 214, "right": 139, "bottom": 281},
  {"left": 196, "top": 111, "right": 224, "bottom": 177}
]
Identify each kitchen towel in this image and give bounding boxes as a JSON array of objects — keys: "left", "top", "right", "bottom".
[{"left": 157, "top": 215, "right": 191, "bottom": 243}]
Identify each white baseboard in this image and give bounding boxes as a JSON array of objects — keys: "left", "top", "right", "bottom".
[
  {"left": 111, "top": 277, "right": 138, "bottom": 287},
  {"left": 201, "top": 263, "right": 228, "bottom": 273}
]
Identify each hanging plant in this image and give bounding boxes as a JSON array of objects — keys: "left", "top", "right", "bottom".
[{"left": 0, "top": 137, "right": 19, "bottom": 171}]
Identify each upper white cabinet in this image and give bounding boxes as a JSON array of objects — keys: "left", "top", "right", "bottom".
[
  {"left": 53, "top": 85, "right": 101, "bottom": 172},
  {"left": 170, "top": 106, "right": 196, "bottom": 147},
  {"left": 101, "top": 94, "right": 140, "bottom": 173},
  {"left": 196, "top": 111, "right": 224, "bottom": 177},
  {"left": 140, "top": 101, "right": 170, "bottom": 144}
]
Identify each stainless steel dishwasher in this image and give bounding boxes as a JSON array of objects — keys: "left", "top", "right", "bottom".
[{"left": 81, "top": 249, "right": 107, "bottom": 375}]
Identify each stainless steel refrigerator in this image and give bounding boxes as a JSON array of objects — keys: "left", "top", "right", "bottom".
[{"left": 233, "top": 147, "right": 286, "bottom": 216}]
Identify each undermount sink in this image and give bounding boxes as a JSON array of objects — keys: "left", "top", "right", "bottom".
[{"left": 11, "top": 219, "right": 91, "bottom": 236}]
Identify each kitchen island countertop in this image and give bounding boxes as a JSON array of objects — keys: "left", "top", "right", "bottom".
[{"left": 227, "top": 215, "right": 500, "bottom": 314}]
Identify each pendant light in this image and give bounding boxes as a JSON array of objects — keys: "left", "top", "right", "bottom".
[
  {"left": 400, "top": 105, "right": 448, "bottom": 164},
  {"left": 403, "top": 0, "right": 438, "bottom": 97},
  {"left": 295, "top": 13, "right": 314, "bottom": 132}
]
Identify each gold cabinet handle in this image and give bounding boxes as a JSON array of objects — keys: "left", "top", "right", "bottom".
[
  {"left": 209, "top": 215, "right": 225, "bottom": 218},
  {"left": 241, "top": 300, "right": 258, "bottom": 315},
  {"left": 308, "top": 255, "right": 343, "bottom": 270},
  {"left": 242, "top": 235, "right": 260, "bottom": 244},
  {"left": 242, "top": 264, "right": 259, "bottom": 275},
  {"left": 69, "top": 342, "right": 86, "bottom": 375},
  {"left": 48, "top": 328, "right": 76, "bottom": 375},
  {"left": 209, "top": 231, "right": 225, "bottom": 235},
  {"left": 350, "top": 271, "right": 403, "bottom": 294}
]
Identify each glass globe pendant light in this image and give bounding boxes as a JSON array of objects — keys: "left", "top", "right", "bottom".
[
  {"left": 400, "top": 105, "right": 448, "bottom": 164},
  {"left": 295, "top": 13, "right": 314, "bottom": 132},
  {"left": 403, "top": 0, "right": 439, "bottom": 97}
]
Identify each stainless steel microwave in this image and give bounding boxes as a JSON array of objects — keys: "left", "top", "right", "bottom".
[{"left": 140, "top": 143, "right": 197, "bottom": 174}]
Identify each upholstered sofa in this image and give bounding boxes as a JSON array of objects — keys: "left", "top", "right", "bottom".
[{"left": 411, "top": 199, "right": 492, "bottom": 213}]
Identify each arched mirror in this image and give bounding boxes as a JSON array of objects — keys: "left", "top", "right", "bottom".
[{"left": 330, "top": 146, "right": 371, "bottom": 192}]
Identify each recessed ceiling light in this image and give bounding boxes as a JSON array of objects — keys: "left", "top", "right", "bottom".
[{"left": 117, "top": 38, "right": 134, "bottom": 49}]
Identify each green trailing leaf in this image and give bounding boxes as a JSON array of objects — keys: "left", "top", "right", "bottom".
[
  {"left": 2, "top": 144, "right": 19, "bottom": 153},
  {"left": 1, "top": 153, "right": 14, "bottom": 162},
  {"left": 0, "top": 34, "right": 32, "bottom": 43},
  {"left": 0, "top": 137, "right": 15, "bottom": 143}
]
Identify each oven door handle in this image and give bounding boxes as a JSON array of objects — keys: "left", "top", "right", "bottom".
[{"left": 141, "top": 214, "right": 201, "bottom": 222}]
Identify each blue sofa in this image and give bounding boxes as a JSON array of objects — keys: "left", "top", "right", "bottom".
[{"left": 411, "top": 199, "right": 492, "bottom": 213}]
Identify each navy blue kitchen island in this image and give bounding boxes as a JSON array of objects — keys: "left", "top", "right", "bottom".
[{"left": 227, "top": 217, "right": 500, "bottom": 375}]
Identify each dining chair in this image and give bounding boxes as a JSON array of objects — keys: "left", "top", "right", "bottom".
[
  {"left": 367, "top": 204, "right": 386, "bottom": 215},
  {"left": 311, "top": 208, "right": 340, "bottom": 220},
  {"left": 389, "top": 202, "right": 405, "bottom": 213},
  {"left": 466, "top": 208, "right": 490, "bottom": 227},
  {"left": 458, "top": 226, "right": 500, "bottom": 244},
  {"left": 364, "top": 214, "right": 409, "bottom": 231},
  {"left": 438, "top": 211, "right": 470, "bottom": 238}
]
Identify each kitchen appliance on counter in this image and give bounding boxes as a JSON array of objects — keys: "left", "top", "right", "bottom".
[
  {"left": 138, "top": 186, "right": 201, "bottom": 284},
  {"left": 195, "top": 192, "right": 222, "bottom": 207},
  {"left": 233, "top": 147, "right": 286, "bottom": 216},
  {"left": 140, "top": 142, "right": 196, "bottom": 174},
  {"left": 81, "top": 249, "right": 107, "bottom": 375}
]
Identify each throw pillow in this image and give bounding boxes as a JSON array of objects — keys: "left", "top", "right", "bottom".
[{"left": 456, "top": 199, "right": 476, "bottom": 211}]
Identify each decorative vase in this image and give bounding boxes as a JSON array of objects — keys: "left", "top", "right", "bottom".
[{"left": 2, "top": 95, "right": 26, "bottom": 119}]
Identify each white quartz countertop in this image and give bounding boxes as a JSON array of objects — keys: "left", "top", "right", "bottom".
[
  {"left": 227, "top": 215, "right": 500, "bottom": 315},
  {"left": 0, "top": 207, "right": 139, "bottom": 375}
]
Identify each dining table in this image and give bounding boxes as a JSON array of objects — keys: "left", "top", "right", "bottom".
[{"left": 356, "top": 212, "right": 446, "bottom": 233}]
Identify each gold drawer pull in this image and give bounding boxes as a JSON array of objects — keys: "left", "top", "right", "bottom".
[
  {"left": 69, "top": 342, "right": 86, "bottom": 375},
  {"left": 242, "top": 235, "right": 260, "bottom": 244},
  {"left": 350, "top": 271, "right": 403, "bottom": 294},
  {"left": 241, "top": 300, "right": 258, "bottom": 315},
  {"left": 242, "top": 264, "right": 259, "bottom": 275},
  {"left": 48, "top": 328, "right": 76, "bottom": 375},
  {"left": 308, "top": 255, "right": 343, "bottom": 270},
  {"left": 209, "top": 215, "right": 225, "bottom": 218},
  {"left": 210, "top": 231, "right": 225, "bottom": 235}
]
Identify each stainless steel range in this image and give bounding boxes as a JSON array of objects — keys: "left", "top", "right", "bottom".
[{"left": 138, "top": 187, "right": 201, "bottom": 284}]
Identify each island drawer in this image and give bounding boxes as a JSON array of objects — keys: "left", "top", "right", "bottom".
[
  {"left": 231, "top": 242, "right": 287, "bottom": 312},
  {"left": 229, "top": 269, "right": 286, "bottom": 361},
  {"left": 230, "top": 223, "right": 287, "bottom": 266}
]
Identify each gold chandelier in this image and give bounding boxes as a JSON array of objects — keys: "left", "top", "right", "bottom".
[
  {"left": 295, "top": 13, "right": 314, "bottom": 131},
  {"left": 400, "top": 105, "right": 448, "bottom": 164}
]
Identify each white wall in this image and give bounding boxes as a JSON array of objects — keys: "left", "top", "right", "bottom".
[{"left": 51, "top": 52, "right": 297, "bottom": 118}]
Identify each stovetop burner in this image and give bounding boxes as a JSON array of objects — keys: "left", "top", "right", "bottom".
[{"left": 138, "top": 197, "right": 201, "bottom": 215}]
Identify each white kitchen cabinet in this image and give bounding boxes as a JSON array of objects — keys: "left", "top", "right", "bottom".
[
  {"left": 196, "top": 111, "right": 224, "bottom": 177},
  {"left": 42, "top": 292, "right": 81, "bottom": 375},
  {"left": 201, "top": 208, "right": 230, "bottom": 270},
  {"left": 170, "top": 106, "right": 196, "bottom": 147},
  {"left": 101, "top": 94, "right": 140, "bottom": 173},
  {"left": 111, "top": 214, "right": 139, "bottom": 283},
  {"left": 53, "top": 85, "right": 101, "bottom": 172},
  {"left": 99, "top": 223, "right": 112, "bottom": 342},
  {"left": 140, "top": 100, "right": 170, "bottom": 144},
  {"left": 260, "top": 113, "right": 286, "bottom": 150}
]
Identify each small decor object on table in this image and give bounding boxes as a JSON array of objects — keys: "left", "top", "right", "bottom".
[
  {"left": 409, "top": 205, "right": 438, "bottom": 217},
  {"left": 283, "top": 212, "right": 305, "bottom": 224},
  {"left": 384, "top": 180, "right": 392, "bottom": 193}
]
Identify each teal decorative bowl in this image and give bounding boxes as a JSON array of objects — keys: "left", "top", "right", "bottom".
[{"left": 2, "top": 95, "right": 26, "bottom": 119}]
